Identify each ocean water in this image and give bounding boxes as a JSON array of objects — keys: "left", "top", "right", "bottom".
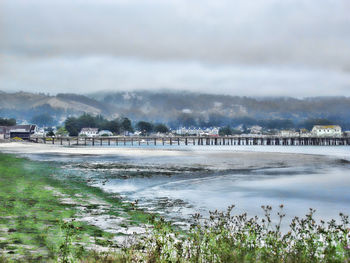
[{"left": 2, "top": 144, "right": 350, "bottom": 226}]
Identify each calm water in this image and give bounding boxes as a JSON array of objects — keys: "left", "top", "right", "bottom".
[{"left": 3, "top": 144, "right": 350, "bottom": 225}]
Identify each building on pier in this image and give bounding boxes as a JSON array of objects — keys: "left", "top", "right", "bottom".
[
  {"left": 79, "top": 128, "right": 99, "bottom": 137},
  {"left": 98, "top": 130, "right": 113, "bottom": 136},
  {"left": 343, "top": 131, "right": 350, "bottom": 137},
  {"left": 175, "top": 127, "right": 219, "bottom": 136},
  {"left": 248, "top": 125, "right": 262, "bottom": 134},
  {"left": 279, "top": 130, "right": 299, "bottom": 137},
  {"left": 311, "top": 125, "right": 342, "bottom": 137}
]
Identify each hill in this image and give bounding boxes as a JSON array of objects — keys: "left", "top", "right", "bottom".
[
  {"left": 1, "top": 90, "right": 350, "bottom": 129},
  {"left": 0, "top": 91, "right": 110, "bottom": 124},
  {"left": 90, "top": 91, "right": 350, "bottom": 129}
]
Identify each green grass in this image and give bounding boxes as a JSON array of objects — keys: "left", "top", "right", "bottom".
[
  {"left": 0, "top": 153, "right": 127, "bottom": 262},
  {"left": 1, "top": 153, "right": 350, "bottom": 263}
]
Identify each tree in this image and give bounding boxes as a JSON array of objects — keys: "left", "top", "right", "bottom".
[
  {"left": 136, "top": 121, "right": 153, "bottom": 135},
  {"left": 56, "top": 127, "right": 69, "bottom": 137},
  {"left": 31, "top": 113, "right": 54, "bottom": 127},
  {"left": 65, "top": 117, "right": 80, "bottom": 136},
  {"left": 104, "top": 119, "right": 121, "bottom": 134},
  {"left": 154, "top": 124, "right": 169, "bottom": 134},
  {"left": 46, "top": 128, "right": 55, "bottom": 137},
  {"left": 63, "top": 114, "right": 136, "bottom": 136},
  {"left": 121, "top": 118, "right": 134, "bottom": 133},
  {"left": 263, "top": 119, "right": 294, "bottom": 129},
  {"left": 77, "top": 113, "right": 97, "bottom": 128},
  {"left": 219, "top": 126, "right": 232, "bottom": 136},
  {"left": 0, "top": 118, "right": 16, "bottom": 126},
  {"left": 176, "top": 113, "right": 196, "bottom": 127}
]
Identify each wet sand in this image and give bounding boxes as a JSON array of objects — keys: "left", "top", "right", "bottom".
[
  {"left": 0, "top": 142, "right": 347, "bottom": 170},
  {"left": 2, "top": 141, "right": 350, "bottom": 232}
]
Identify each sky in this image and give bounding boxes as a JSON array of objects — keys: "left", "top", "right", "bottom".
[{"left": 0, "top": 0, "right": 350, "bottom": 97}]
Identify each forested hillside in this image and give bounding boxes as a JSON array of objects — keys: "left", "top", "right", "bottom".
[{"left": 1, "top": 90, "right": 350, "bottom": 129}]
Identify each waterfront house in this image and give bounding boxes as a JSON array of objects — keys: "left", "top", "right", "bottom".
[
  {"left": 98, "top": 130, "right": 113, "bottom": 136},
  {"left": 0, "top": 125, "right": 38, "bottom": 140},
  {"left": 280, "top": 130, "right": 299, "bottom": 137},
  {"left": 176, "top": 127, "right": 220, "bottom": 136},
  {"left": 248, "top": 125, "right": 262, "bottom": 134},
  {"left": 0, "top": 127, "right": 5, "bottom": 140},
  {"left": 79, "top": 128, "right": 99, "bottom": 137},
  {"left": 34, "top": 128, "right": 46, "bottom": 137},
  {"left": 311, "top": 125, "right": 342, "bottom": 137}
]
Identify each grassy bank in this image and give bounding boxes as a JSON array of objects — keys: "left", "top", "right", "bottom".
[
  {"left": 0, "top": 153, "right": 150, "bottom": 262},
  {"left": 1, "top": 153, "right": 350, "bottom": 262}
]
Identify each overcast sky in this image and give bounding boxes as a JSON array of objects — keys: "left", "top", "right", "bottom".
[{"left": 1, "top": 0, "right": 350, "bottom": 97}]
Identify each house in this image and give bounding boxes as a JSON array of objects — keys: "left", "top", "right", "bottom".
[
  {"left": 343, "top": 131, "right": 350, "bottom": 137},
  {"left": 98, "top": 130, "right": 113, "bottom": 136},
  {"left": 175, "top": 127, "right": 220, "bottom": 136},
  {"left": 311, "top": 125, "right": 342, "bottom": 137},
  {"left": 280, "top": 130, "right": 299, "bottom": 137},
  {"left": 249, "top": 125, "right": 262, "bottom": 134},
  {"left": 299, "top": 128, "right": 311, "bottom": 137},
  {"left": 0, "top": 125, "right": 38, "bottom": 140},
  {"left": 34, "top": 128, "right": 46, "bottom": 137},
  {"left": 0, "top": 127, "right": 5, "bottom": 140},
  {"left": 79, "top": 128, "right": 99, "bottom": 137}
]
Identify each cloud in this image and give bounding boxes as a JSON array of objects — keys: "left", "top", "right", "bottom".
[
  {"left": 1, "top": 54, "right": 349, "bottom": 97},
  {"left": 1, "top": 0, "right": 350, "bottom": 67},
  {"left": 0, "top": 0, "right": 350, "bottom": 96}
]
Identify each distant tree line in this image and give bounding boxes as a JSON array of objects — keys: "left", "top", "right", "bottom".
[
  {"left": 64, "top": 114, "right": 134, "bottom": 136},
  {"left": 0, "top": 117, "right": 16, "bottom": 126},
  {"left": 63, "top": 114, "right": 171, "bottom": 136},
  {"left": 31, "top": 113, "right": 54, "bottom": 127},
  {"left": 136, "top": 122, "right": 169, "bottom": 136}
]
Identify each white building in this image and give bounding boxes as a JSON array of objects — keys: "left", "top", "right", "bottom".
[
  {"left": 79, "top": 128, "right": 99, "bottom": 137},
  {"left": 176, "top": 127, "right": 219, "bottom": 136},
  {"left": 280, "top": 130, "right": 299, "bottom": 137},
  {"left": 311, "top": 125, "right": 342, "bottom": 137},
  {"left": 249, "top": 125, "right": 262, "bottom": 134},
  {"left": 98, "top": 130, "right": 113, "bottom": 136},
  {"left": 34, "top": 128, "right": 46, "bottom": 137}
]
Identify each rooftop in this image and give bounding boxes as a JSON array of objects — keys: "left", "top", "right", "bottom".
[{"left": 313, "top": 125, "right": 341, "bottom": 129}]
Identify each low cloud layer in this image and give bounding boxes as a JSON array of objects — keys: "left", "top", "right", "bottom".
[{"left": 1, "top": 0, "right": 350, "bottom": 96}]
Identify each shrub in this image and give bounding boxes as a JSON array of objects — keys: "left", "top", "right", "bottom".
[{"left": 121, "top": 205, "right": 350, "bottom": 263}]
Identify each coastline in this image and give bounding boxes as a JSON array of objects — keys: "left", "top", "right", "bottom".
[
  {"left": 1, "top": 142, "right": 349, "bottom": 169},
  {"left": 1, "top": 143, "right": 350, "bottom": 261},
  {"left": 0, "top": 153, "right": 153, "bottom": 260}
]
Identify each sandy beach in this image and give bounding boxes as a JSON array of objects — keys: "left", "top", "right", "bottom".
[{"left": 1, "top": 141, "right": 347, "bottom": 171}]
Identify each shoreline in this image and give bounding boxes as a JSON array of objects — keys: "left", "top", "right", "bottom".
[
  {"left": 1, "top": 145, "right": 350, "bottom": 261},
  {"left": 0, "top": 153, "right": 153, "bottom": 260},
  {"left": 1, "top": 142, "right": 350, "bottom": 164}
]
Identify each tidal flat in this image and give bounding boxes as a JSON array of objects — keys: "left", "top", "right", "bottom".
[{"left": 1, "top": 142, "right": 350, "bottom": 261}]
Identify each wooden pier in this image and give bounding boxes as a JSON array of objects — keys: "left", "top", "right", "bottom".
[{"left": 30, "top": 135, "right": 350, "bottom": 146}]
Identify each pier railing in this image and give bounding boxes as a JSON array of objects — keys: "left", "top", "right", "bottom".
[{"left": 29, "top": 135, "right": 350, "bottom": 146}]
